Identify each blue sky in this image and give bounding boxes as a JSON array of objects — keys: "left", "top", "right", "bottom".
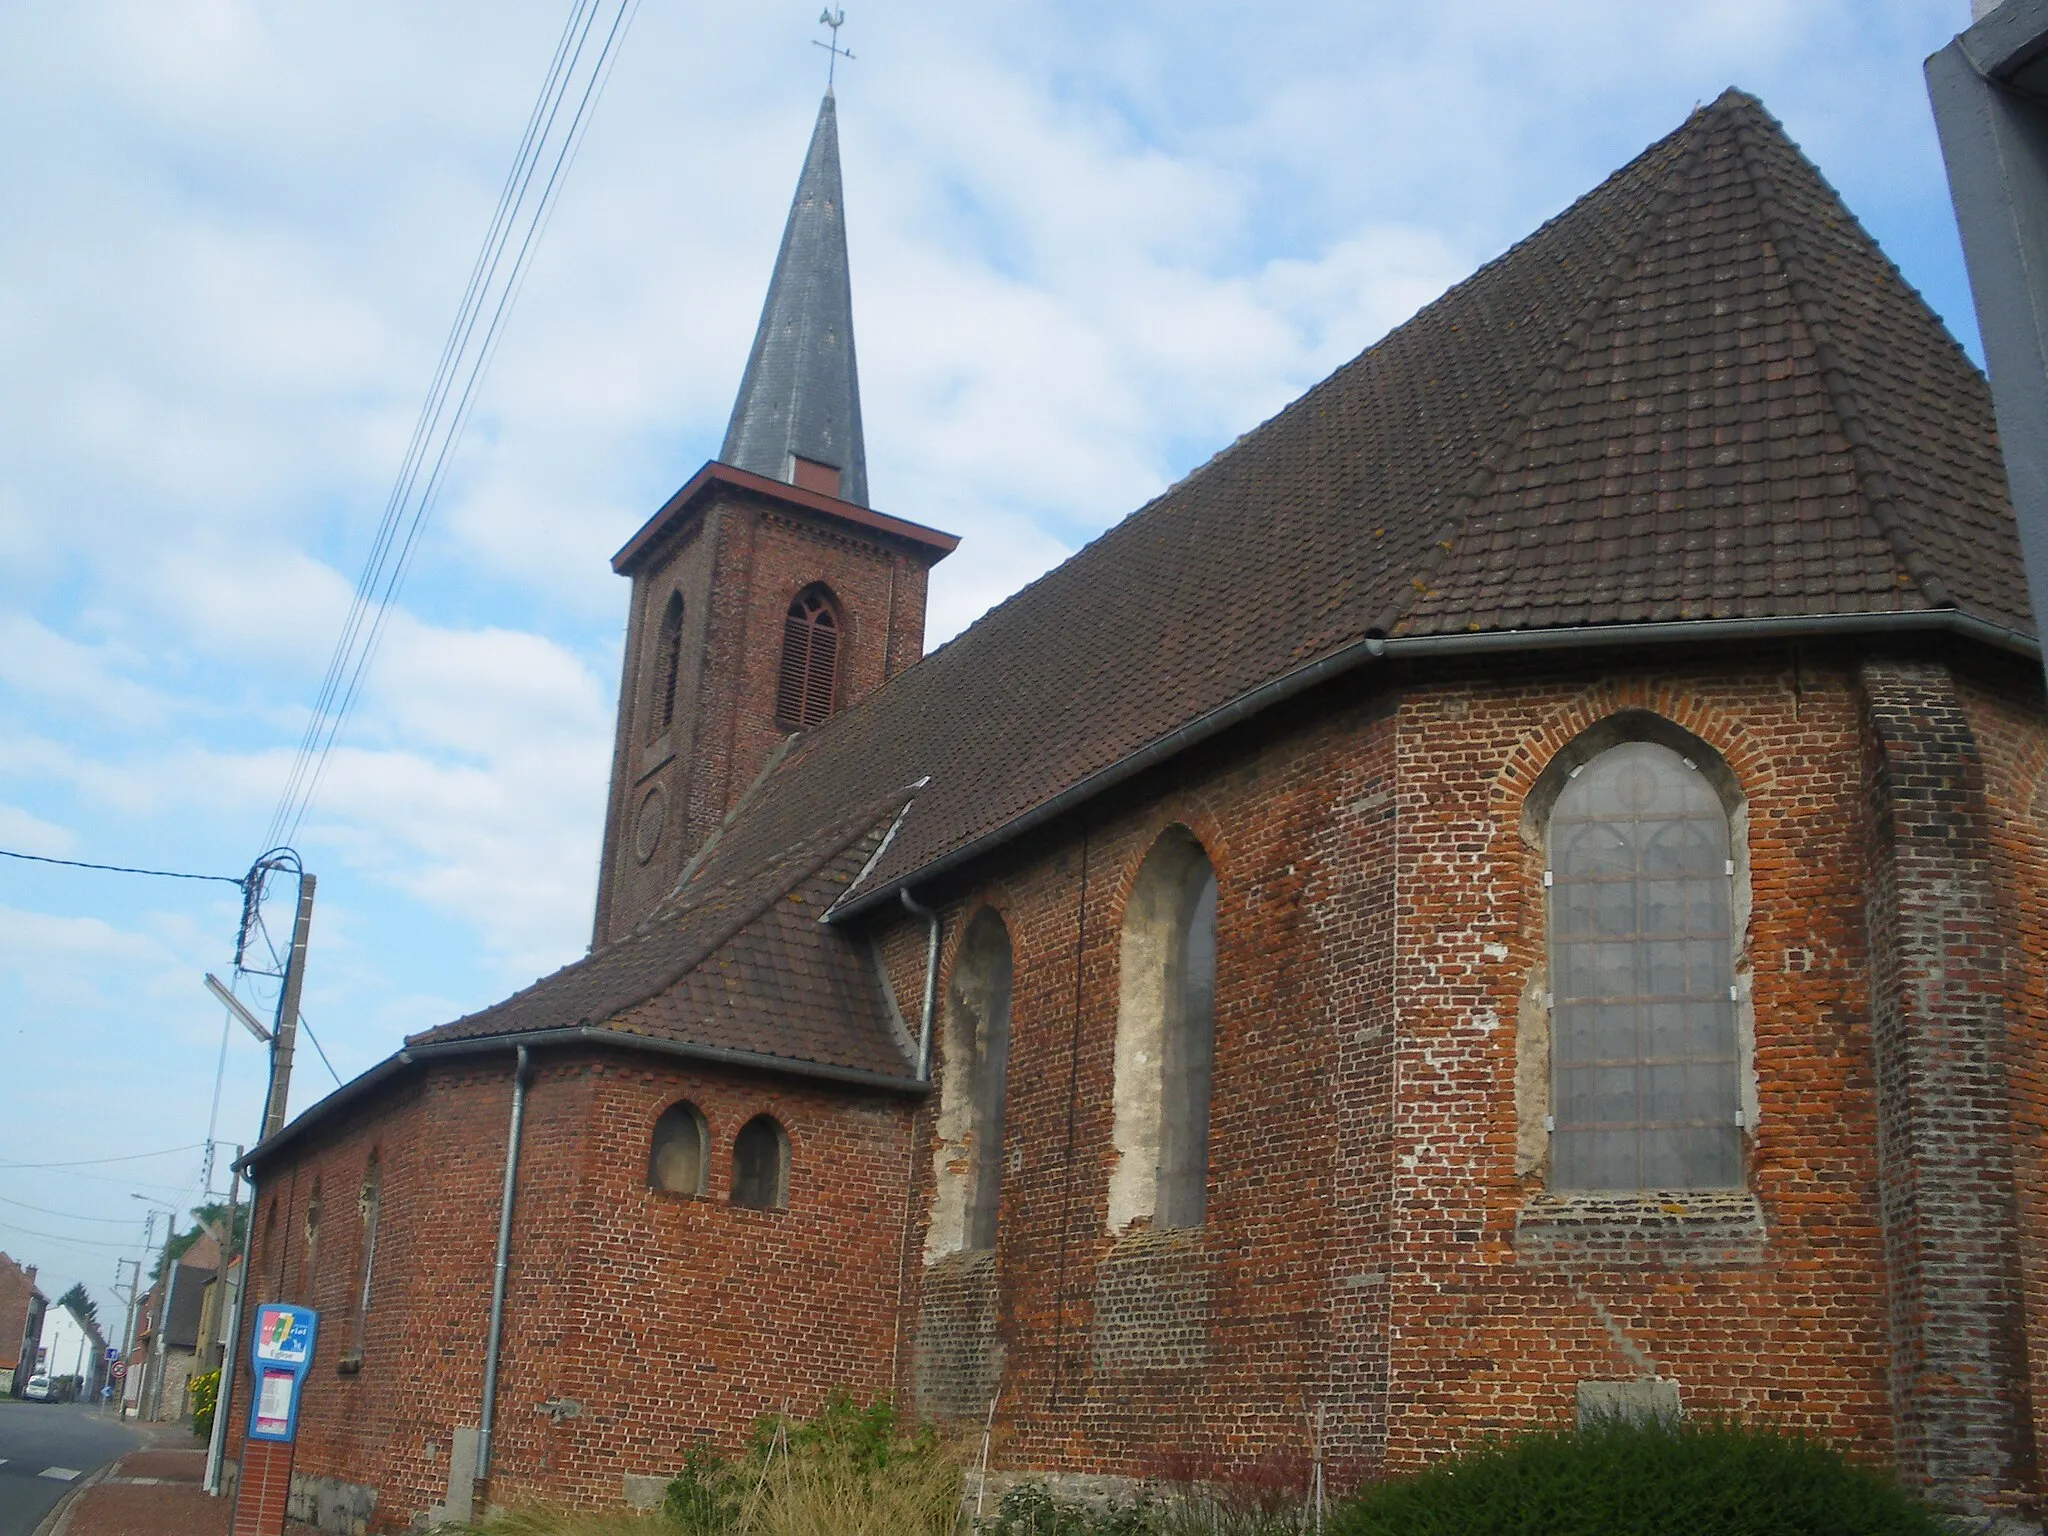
[{"left": 0, "top": 0, "right": 1987, "bottom": 1319}]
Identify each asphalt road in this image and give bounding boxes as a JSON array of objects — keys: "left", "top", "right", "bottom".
[{"left": 0, "top": 1400, "right": 136, "bottom": 1536}]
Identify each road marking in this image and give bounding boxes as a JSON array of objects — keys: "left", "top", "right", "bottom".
[{"left": 39, "top": 1466, "right": 82, "bottom": 1481}]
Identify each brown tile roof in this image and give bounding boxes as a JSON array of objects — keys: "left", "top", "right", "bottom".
[
  {"left": 393, "top": 90, "right": 2027, "bottom": 1074},
  {"left": 408, "top": 786, "right": 918, "bottom": 1080},
  {"left": 677, "top": 91, "right": 2028, "bottom": 919}
]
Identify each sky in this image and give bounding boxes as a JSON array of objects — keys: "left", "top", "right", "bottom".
[{"left": 0, "top": 0, "right": 1988, "bottom": 1325}]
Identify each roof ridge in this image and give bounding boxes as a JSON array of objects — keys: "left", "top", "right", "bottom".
[
  {"left": 1375, "top": 113, "right": 1708, "bottom": 637},
  {"left": 1722, "top": 97, "right": 1951, "bottom": 610}
]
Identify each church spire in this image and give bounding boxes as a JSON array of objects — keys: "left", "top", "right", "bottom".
[{"left": 720, "top": 90, "right": 869, "bottom": 507}]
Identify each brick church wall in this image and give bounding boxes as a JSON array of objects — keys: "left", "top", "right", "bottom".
[
  {"left": 882, "top": 650, "right": 1969, "bottom": 1491},
  {"left": 233, "top": 1051, "right": 915, "bottom": 1529}
]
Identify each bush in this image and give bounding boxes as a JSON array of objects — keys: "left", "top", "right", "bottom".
[
  {"left": 979, "top": 1482, "right": 1157, "bottom": 1536},
  {"left": 1330, "top": 1417, "right": 1950, "bottom": 1536},
  {"left": 189, "top": 1368, "right": 220, "bottom": 1442},
  {"left": 647, "top": 1392, "right": 961, "bottom": 1536}
]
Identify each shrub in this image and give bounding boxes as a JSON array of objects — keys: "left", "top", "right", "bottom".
[
  {"left": 657, "top": 1391, "right": 961, "bottom": 1536},
  {"left": 1330, "top": 1417, "right": 1950, "bottom": 1536},
  {"left": 979, "top": 1482, "right": 1156, "bottom": 1536},
  {"left": 189, "top": 1368, "right": 220, "bottom": 1441}
]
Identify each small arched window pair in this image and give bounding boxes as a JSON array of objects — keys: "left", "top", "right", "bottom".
[
  {"left": 776, "top": 584, "right": 841, "bottom": 730},
  {"left": 647, "top": 1103, "right": 789, "bottom": 1210},
  {"left": 1110, "top": 827, "right": 1218, "bottom": 1232},
  {"left": 1545, "top": 732, "right": 1742, "bottom": 1192}
]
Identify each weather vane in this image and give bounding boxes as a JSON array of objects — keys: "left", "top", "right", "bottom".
[{"left": 814, "top": 8, "right": 854, "bottom": 88}]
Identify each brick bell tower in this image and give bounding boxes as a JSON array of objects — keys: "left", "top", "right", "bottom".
[{"left": 592, "top": 88, "right": 958, "bottom": 947}]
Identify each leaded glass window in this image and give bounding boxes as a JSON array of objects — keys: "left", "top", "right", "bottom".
[{"left": 1548, "top": 740, "right": 1739, "bottom": 1190}]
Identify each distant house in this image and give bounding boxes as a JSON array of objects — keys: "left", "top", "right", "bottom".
[
  {"left": 0, "top": 1253, "right": 45, "bottom": 1398},
  {"left": 41, "top": 1295, "right": 108, "bottom": 1400},
  {"left": 134, "top": 1232, "right": 219, "bottom": 1421}
]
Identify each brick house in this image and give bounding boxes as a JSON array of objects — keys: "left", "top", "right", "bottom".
[
  {"left": 230, "top": 88, "right": 2047, "bottom": 1530},
  {"left": 0, "top": 1252, "right": 46, "bottom": 1397}
]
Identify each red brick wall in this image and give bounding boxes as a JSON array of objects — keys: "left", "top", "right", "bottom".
[
  {"left": 0, "top": 1254, "right": 36, "bottom": 1380},
  {"left": 594, "top": 486, "right": 934, "bottom": 945},
  {"left": 882, "top": 652, "right": 1974, "bottom": 1489},
  {"left": 233, "top": 1050, "right": 916, "bottom": 1529}
]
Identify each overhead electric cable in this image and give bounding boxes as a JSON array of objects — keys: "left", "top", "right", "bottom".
[
  {"left": 262, "top": 0, "right": 640, "bottom": 851},
  {"left": 0, "top": 1193, "right": 146, "bottom": 1224},
  {"left": 296, "top": 1012, "right": 345, "bottom": 1090},
  {"left": 0, "top": 849, "right": 244, "bottom": 887},
  {"left": 0, "top": 1144, "right": 205, "bottom": 1170},
  {"left": 0, "top": 1221, "right": 143, "bottom": 1253},
  {"left": 259, "top": 0, "right": 600, "bottom": 852}
]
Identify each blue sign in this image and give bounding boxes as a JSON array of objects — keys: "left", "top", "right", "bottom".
[
  {"left": 246, "top": 1304, "right": 318, "bottom": 1444},
  {"left": 104, "top": 1346, "right": 119, "bottom": 1361}
]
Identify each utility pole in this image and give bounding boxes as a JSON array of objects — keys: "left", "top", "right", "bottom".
[
  {"left": 203, "top": 1149, "right": 245, "bottom": 1496},
  {"left": 263, "top": 872, "right": 316, "bottom": 1142}
]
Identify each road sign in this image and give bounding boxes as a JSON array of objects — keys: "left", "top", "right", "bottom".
[
  {"left": 110, "top": 1361, "right": 126, "bottom": 1381},
  {"left": 104, "top": 1346, "right": 119, "bottom": 1361}
]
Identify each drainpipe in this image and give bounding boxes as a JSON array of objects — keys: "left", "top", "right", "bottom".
[
  {"left": 899, "top": 890, "right": 942, "bottom": 1080},
  {"left": 476, "top": 1045, "right": 530, "bottom": 1491}
]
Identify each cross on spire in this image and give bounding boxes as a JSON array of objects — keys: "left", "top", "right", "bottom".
[{"left": 813, "top": 8, "right": 853, "bottom": 89}]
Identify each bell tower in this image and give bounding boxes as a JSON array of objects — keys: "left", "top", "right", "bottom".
[{"left": 591, "top": 89, "right": 958, "bottom": 947}]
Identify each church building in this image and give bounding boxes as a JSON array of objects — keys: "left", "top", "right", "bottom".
[{"left": 230, "top": 84, "right": 2048, "bottom": 1530}]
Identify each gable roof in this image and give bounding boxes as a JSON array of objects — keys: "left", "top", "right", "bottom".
[
  {"left": 671, "top": 91, "right": 2034, "bottom": 926},
  {"left": 407, "top": 785, "right": 917, "bottom": 1082},
  {"left": 254, "top": 90, "right": 2033, "bottom": 1153}
]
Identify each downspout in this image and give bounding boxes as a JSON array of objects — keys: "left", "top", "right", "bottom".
[
  {"left": 476, "top": 1044, "right": 530, "bottom": 1491},
  {"left": 899, "top": 889, "right": 942, "bottom": 1079}
]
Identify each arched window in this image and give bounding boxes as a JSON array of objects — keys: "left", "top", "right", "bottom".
[
  {"left": 731, "top": 1115, "right": 789, "bottom": 1210},
  {"left": 344, "top": 1153, "right": 380, "bottom": 1368},
  {"left": 776, "top": 585, "right": 840, "bottom": 729},
  {"left": 1548, "top": 739, "right": 1740, "bottom": 1190},
  {"left": 648, "top": 591, "right": 685, "bottom": 741},
  {"left": 1109, "top": 827, "right": 1218, "bottom": 1232},
  {"left": 299, "top": 1181, "right": 322, "bottom": 1306},
  {"left": 927, "top": 909, "right": 1014, "bottom": 1259},
  {"left": 647, "top": 1102, "right": 709, "bottom": 1196}
]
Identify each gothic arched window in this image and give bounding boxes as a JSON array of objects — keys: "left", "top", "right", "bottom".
[
  {"left": 648, "top": 591, "right": 685, "bottom": 742},
  {"left": 1548, "top": 739, "right": 1740, "bottom": 1191},
  {"left": 1109, "top": 827, "right": 1218, "bottom": 1231},
  {"left": 928, "top": 909, "right": 1014, "bottom": 1258},
  {"left": 343, "top": 1152, "right": 381, "bottom": 1369},
  {"left": 776, "top": 584, "right": 840, "bottom": 730},
  {"left": 647, "top": 1101, "right": 709, "bottom": 1196},
  {"left": 731, "top": 1115, "right": 789, "bottom": 1210}
]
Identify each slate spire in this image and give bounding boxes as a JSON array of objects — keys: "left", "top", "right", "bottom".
[{"left": 721, "top": 90, "right": 869, "bottom": 507}]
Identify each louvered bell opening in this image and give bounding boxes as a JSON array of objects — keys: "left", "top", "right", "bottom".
[{"left": 776, "top": 587, "right": 839, "bottom": 730}]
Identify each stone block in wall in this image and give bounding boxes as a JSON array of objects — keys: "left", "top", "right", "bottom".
[
  {"left": 287, "top": 1471, "right": 377, "bottom": 1536},
  {"left": 1091, "top": 1228, "right": 1208, "bottom": 1374},
  {"left": 916, "top": 1248, "right": 1001, "bottom": 1422},
  {"left": 1576, "top": 1378, "right": 1681, "bottom": 1428},
  {"left": 1514, "top": 1192, "right": 1766, "bottom": 1270}
]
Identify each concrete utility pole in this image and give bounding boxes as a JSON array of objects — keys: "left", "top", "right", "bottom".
[
  {"left": 263, "top": 872, "right": 316, "bottom": 1142},
  {"left": 203, "top": 1150, "right": 244, "bottom": 1496}
]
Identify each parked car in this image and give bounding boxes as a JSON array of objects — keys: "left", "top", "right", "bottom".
[{"left": 23, "top": 1374, "right": 53, "bottom": 1401}]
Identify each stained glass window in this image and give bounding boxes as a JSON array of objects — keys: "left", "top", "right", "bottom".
[{"left": 1549, "top": 740, "right": 1740, "bottom": 1190}]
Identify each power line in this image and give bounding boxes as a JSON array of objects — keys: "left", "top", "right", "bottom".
[
  {"left": 0, "top": 1219, "right": 147, "bottom": 1254},
  {"left": 0, "top": 849, "right": 244, "bottom": 887},
  {"left": 0, "top": 1144, "right": 205, "bottom": 1170},
  {"left": 0, "top": 1193, "right": 145, "bottom": 1225},
  {"left": 296, "top": 1012, "right": 344, "bottom": 1090},
  {"left": 263, "top": 0, "right": 640, "bottom": 852}
]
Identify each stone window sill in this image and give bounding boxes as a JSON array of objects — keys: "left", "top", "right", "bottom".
[{"left": 1515, "top": 1190, "right": 1766, "bottom": 1268}]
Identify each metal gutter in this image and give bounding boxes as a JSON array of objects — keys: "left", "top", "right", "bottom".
[
  {"left": 825, "top": 607, "right": 2039, "bottom": 924},
  {"left": 898, "top": 889, "right": 942, "bottom": 1081},
  {"left": 475, "top": 1045, "right": 529, "bottom": 1490},
  {"left": 238, "top": 1026, "right": 928, "bottom": 1174}
]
